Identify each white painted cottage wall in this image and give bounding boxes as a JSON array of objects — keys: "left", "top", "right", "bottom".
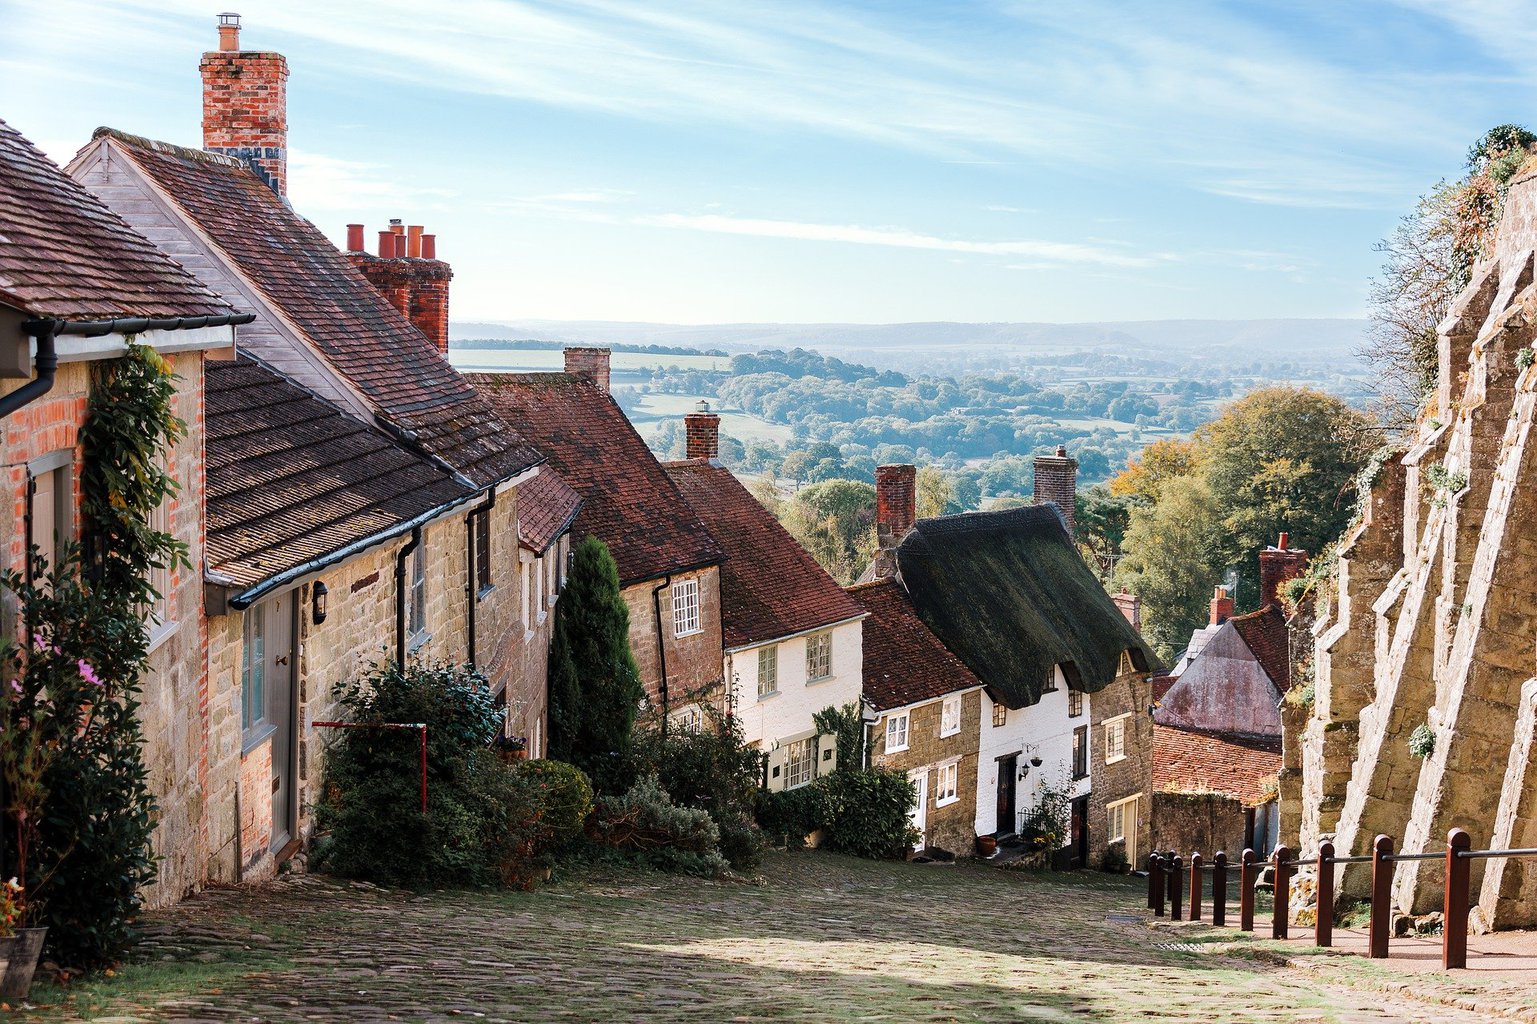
[{"left": 974, "top": 665, "right": 1092, "bottom": 837}]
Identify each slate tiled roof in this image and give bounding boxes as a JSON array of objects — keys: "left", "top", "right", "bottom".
[
  {"left": 1152, "top": 725, "right": 1282, "bottom": 807},
  {"left": 0, "top": 119, "right": 231, "bottom": 321},
  {"left": 516, "top": 465, "right": 583, "bottom": 554},
  {"left": 206, "top": 357, "right": 474, "bottom": 590},
  {"left": 99, "top": 129, "right": 540, "bottom": 487},
  {"left": 896, "top": 505, "right": 1158, "bottom": 709},
  {"left": 847, "top": 577, "right": 980, "bottom": 712},
  {"left": 1229, "top": 604, "right": 1291, "bottom": 691},
  {"left": 468, "top": 372, "right": 723, "bottom": 586},
  {"left": 664, "top": 459, "right": 862, "bottom": 648}
]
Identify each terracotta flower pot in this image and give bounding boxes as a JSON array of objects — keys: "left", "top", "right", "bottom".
[
  {"left": 976, "top": 835, "right": 999, "bottom": 858},
  {"left": 1, "top": 926, "right": 46, "bottom": 1000}
]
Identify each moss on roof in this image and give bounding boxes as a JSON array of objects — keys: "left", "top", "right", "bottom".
[{"left": 896, "top": 504, "right": 1158, "bottom": 709}]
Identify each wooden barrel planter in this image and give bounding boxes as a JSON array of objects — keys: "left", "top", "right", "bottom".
[{"left": 1, "top": 926, "right": 47, "bottom": 1000}]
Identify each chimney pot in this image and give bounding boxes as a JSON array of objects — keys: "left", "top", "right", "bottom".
[
  {"left": 1258, "top": 533, "right": 1308, "bottom": 609},
  {"left": 217, "top": 12, "right": 241, "bottom": 50},
  {"left": 1277, "top": 531, "right": 1290, "bottom": 550},
  {"left": 1033, "top": 444, "right": 1079, "bottom": 539},
  {"left": 376, "top": 230, "right": 393, "bottom": 257},
  {"left": 389, "top": 219, "right": 404, "bottom": 234},
  {"left": 407, "top": 225, "right": 423, "bottom": 258},
  {"left": 202, "top": 12, "right": 288, "bottom": 194},
  {"left": 421, "top": 234, "right": 436, "bottom": 259},
  {"left": 1210, "top": 585, "right": 1234, "bottom": 626},
  {"left": 563, "top": 347, "right": 612, "bottom": 393},
  {"left": 684, "top": 403, "right": 721, "bottom": 461},
  {"left": 346, "top": 224, "right": 365, "bottom": 252}
]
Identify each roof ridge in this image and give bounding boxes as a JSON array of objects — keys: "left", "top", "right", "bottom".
[{"left": 94, "top": 127, "right": 250, "bottom": 170}]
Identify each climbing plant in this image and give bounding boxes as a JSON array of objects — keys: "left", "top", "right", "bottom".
[{"left": 2, "top": 341, "right": 183, "bottom": 969}]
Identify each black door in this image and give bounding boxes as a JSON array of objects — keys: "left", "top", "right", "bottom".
[
  {"left": 996, "top": 754, "right": 1018, "bottom": 837},
  {"left": 1071, "top": 795, "right": 1090, "bottom": 868}
]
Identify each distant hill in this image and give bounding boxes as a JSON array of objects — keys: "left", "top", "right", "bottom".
[{"left": 450, "top": 318, "right": 1368, "bottom": 370}]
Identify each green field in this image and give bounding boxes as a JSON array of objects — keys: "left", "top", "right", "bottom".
[{"left": 628, "top": 392, "right": 794, "bottom": 445}]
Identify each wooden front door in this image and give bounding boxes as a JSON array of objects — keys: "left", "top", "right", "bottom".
[
  {"left": 996, "top": 754, "right": 1018, "bottom": 837},
  {"left": 909, "top": 769, "right": 928, "bottom": 849},
  {"left": 1071, "top": 795, "right": 1090, "bottom": 868}
]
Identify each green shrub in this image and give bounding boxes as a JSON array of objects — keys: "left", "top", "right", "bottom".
[
  {"left": 512, "top": 759, "right": 593, "bottom": 854},
  {"left": 587, "top": 775, "right": 730, "bottom": 876},
  {"left": 1408, "top": 722, "right": 1436, "bottom": 760},
  {"left": 1101, "top": 841, "right": 1129, "bottom": 874},
  {"left": 314, "top": 661, "right": 519, "bottom": 888},
  {"left": 812, "top": 768, "right": 919, "bottom": 859},
  {"left": 757, "top": 784, "right": 824, "bottom": 845}
]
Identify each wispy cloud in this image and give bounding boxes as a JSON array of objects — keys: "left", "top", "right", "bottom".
[{"left": 287, "top": 150, "right": 453, "bottom": 212}]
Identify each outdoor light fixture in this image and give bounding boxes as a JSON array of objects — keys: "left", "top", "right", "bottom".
[{"left": 312, "top": 579, "right": 329, "bottom": 624}]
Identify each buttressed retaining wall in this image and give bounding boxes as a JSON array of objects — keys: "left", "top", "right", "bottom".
[{"left": 1300, "top": 168, "right": 1537, "bottom": 932}]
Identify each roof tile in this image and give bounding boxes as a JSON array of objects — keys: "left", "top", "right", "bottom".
[
  {"left": 1152, "top": 724, "right": 1281, "bottom": 807},
  {"left": 847, "top": 577, "right": 980, "bottom": 711}
]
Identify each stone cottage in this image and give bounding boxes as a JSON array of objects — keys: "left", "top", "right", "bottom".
[
  {"left": 471, "top": 349, "right": 727, "bottom": 724},
  {"left": 0, "top": 116, "right": 253, "bottom": 900},
  {"left": 662, "top": 405, "right": 866, "bottom": 785}
]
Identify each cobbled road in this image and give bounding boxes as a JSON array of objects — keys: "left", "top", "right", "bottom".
[{"left": 22, "top": 851, "right": 1514, "bottom": 1023}]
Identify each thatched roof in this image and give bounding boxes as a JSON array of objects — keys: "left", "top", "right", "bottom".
[{"left": 895, "top": 504, "right": 1157, "bottom": 709}]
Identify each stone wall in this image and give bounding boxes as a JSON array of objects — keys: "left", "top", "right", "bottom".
[
  {"left": 1091, "top": 669, "right": 1154, "bottom": 868},
  {"left": 1151, "top": 792, "right": 1248, "bottom": 860},
  {"left": 871, "top": 690, "right": 983, "bottom": 856},
  {"left": 622, "top": 568, "right": 725, "bottom": 709}
]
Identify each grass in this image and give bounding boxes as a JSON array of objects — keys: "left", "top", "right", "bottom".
[{"left": 627, "top": 392, "right": 794, "bottom": 445}]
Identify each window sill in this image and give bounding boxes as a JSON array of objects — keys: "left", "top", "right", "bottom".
[
  {"left": 1072, "top": 772, "right": 1090, "bottom": 782},
  {"left": 241, "top": 723, "right": 277, "bottom": 756},
  {"left": 805, "top": 674, "right": 836, "bottom": 686},
  {"left": 886, "top": 743, "right": 910, "bottom": 754},
  {"left": 935, "top": 795, "right": 959, "bottom": 808},
  {"left": 146, "top": 619, "right": 179, "bottom": 655},
  {"left": 477, "top": 584, "right": 496, "bottom": 602},
  {"left": 939, "top": 727, "right": 959, "bottom": 739},
  {"left": 1105, "top": 754, "right": 1127, "bottom": 766},
  {"left": 407, "top": 630, "right": 431, "bottom": 654},
  {"left": 674, "top": 627, "right": 703, "bottom": 639},
  {"left": 757, "top": 689, "right": 781, "bottom": 702}
]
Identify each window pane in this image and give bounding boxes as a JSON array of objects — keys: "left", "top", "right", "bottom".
[{"left": 757, "top": 646, "right": 777, "bottom": 696}]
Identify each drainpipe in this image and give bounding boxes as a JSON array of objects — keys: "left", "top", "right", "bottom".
[
  {"left": 0, "top": 320, "right": 60, "bottom": 420},
  {"left": 651, "top": 574, "right": 672, "bottom": 738},
  {"left": 394, "top": 526, "right": 422, "bottom": 666},
  {"left": 464, "top": 487, "right": 496, "bottom": 669}
]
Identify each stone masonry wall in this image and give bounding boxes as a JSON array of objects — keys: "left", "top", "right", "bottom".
[
  {"left": 870, "top": 691, "right": 983, "bottom": 856},
  {"left": 1091, "top": 669, "right": 1154, "bottom": 868},
  {"left": 622, "top": 568, "right": 725, "bottom": 710}
]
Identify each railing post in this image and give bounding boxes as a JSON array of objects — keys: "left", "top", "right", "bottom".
[
  {"left": 1369, "top": 834, "right": 1393, "bottom": 959},
  {"left": 1189, "top": 852, "right": 1204, "bottom": 922},
  {"left": 1443, "top": 828, "right": 1472, "bottom": 970},
  {"left": 1239, "top": 848, "right": 1256, "bottom": 932},
  {"left": 1315, "top": 840, "right": 1334, "bottom": 948},
  {"left": 1271, "top": 844, "right": 1292, "bottom": 939},
  {"left": 1212, "top": 851, "right": 1228, "bottom": 927},
  {"left": 1169, "top": 853, "right": 1184, "bottom": 921},
  {"left": 1147, "top": 853, "right": 1161, "bottom": 910},
  {"left": 1153, "top": 854, "right": 1166, "bottom": 917}
]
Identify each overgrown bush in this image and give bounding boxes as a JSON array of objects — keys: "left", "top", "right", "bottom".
[
  {"left": 513, "top": 759, "right": 593, "bottom": 854},
  {"left": 1101, "top": 840, "right": 1129, "bottom": 874},
  {"left": 315, "top": 661, "right": 532, "bottom": 888},
  {"left": 1409, "top": 722, "right": 1436, "bottom": 760},
  {"left": 758, "top": 767, "right": 918, "bottom": 860},
  {"left": 587, "top": 775, "right": 730, "bottom": 876}
]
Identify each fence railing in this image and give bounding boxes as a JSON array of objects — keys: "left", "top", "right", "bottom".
[{"left": 1144, "top": 828, "right": 1537, "bottom": 971}]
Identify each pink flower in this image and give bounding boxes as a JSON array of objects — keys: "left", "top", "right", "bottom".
[
  {"left": 77, "top": 660, "right": 103, "bottom": 688},
  {"left": 7, "top": 679, "right": 19, "bottom": 695}
]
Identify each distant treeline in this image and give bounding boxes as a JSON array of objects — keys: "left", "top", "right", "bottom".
[{"left": 450, "top": 338, "right": 728, "bottom": 357}]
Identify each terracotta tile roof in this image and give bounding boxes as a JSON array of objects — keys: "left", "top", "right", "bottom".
[
  {"left": 846, "top": 577, "right": 980, "bottom": 711},
  {"left": 664, "top": 459, "right": 862, "bottom": 648},
  {"left": 98, "top": 129, "right": 539, "bottom": 487},
  {"left": 206, "top": 357, "right": 474, "bottom": 590},
  {"left": 517, "top": 465, "right": 582, "bottom": 554},
  {"left": 1230, "top": 604, "right": 1291, "bottom": 691},
  {"left": 0, "top": 119, "right": 231, "bottom": 321},
  {"left": 1152, "top": 725, "right": 1281, "bottom": 807},
  {"left": 468, "top": 372, "right": 724, "bottom": 586}
]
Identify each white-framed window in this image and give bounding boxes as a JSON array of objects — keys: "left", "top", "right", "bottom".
[
  {"left": 241, "top": 601, "right": 268, "bottom": 746},
  {"left": 147, "top": 496, "right": 174, "bottom": 635},
  {"left": 1105, "top": 714, "right": 1129, "bottom": 764},
  {"left": 672, "top": 577, "right": 701, "bottom": 637},
  {"left": 408, "top": 541, "right": 428, "bottom": 645},
  {"left": 546, "top": 550, "right": 558, "bottom": 607},
  {"left": 935, "top": 761, "right": 959, "bottom": 806},
  {"left": 521, "top": 557, "right": 533, "bottom": 630},
  {"left": 784, "top": 736, "right": 816, "bottom": 789},
  {"left": 1107, "top": 796, "right": 1137, "bottom": 844},
  {"left": 1068, "top": 687, "right": 1084, "bottom": 717},
  {"left": 885, "top": 711, "right": 910, "bottom": 753},
  {"left": 939, "top": 695, "right": 961, "bottom": 737},
  {"left": 805, "top": 631, "right": 832, "bottom": 680},
  {"left": 992, "top": 703, "right": 1007, "bottom": 728},
  {"left": 757, "top": 645, "right": 778, "bottom": 698},
  {"left": 675, "top": 705, "right": 703, "bottom": 734}
]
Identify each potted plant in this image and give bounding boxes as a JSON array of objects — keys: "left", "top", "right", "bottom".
[
  {"left": 493, "top": 734, "right": 529, "bottom": 762},
  {"left": 0, "top": 878, "right": 44, "bottom": 1001},
  {"left": 975, "top": 834, "right": 998, "bottom": 858},
  {"left": 0, "top": 879, "right": 19, "bottom": 982}
]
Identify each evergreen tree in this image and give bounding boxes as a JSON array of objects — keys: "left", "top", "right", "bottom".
[{"left": 546, "top": 536, "right": 643, "bottom": 786}]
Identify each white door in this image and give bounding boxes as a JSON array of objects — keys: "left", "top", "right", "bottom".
[{"left": 909, "top": 768, "right": 928, "bottom": 849}]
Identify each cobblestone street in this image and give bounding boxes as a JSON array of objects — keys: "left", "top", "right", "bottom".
[{"left": 18, "top": 852, "right": 1525, "bottom": 1023}]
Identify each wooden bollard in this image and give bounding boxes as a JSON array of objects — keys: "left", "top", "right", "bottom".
[
  {"left": 1212, "top": 851, "right": 1228, "bottom": 927},
  {"left": 1272, "top": 844, "right": 1292, "bottom": 939},
  {"left": 1189, "top": 852, "right": 1203, "bottom": 922},
  {"left": 1239, "top": 848, "right": 1256, "bottom": 932},
  {"left": 1169, "top": 853, "right": 1184, "bottom": 921},
  {"left": 1153, "top": 854, "right": 1166, "bottom": 917},
  {"left": 1443, "top": 828, "right": 1472, "bottom": 970},
  {"left": 1147, "top": 853, "right": 1161, "bottom": 910},
  {"left": 1369, "top": 834, "right": 1393, "bottom": 959},
  {"left": 1315, "top": 840, "right": 1334, "bottom": 947}
]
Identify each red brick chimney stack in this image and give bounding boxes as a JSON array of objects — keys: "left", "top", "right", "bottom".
[
  {"left": 1210, "top": 585, "right": 1234, "bottom": 626},
  {"left": 1033, "top": 444, "right": 1078, "bottom": 539},
  {"left": 684, "top": 400, "right": 721, "bottom": 461},
  {"left": 875, "top": 464, "right": 917, "bottom": 547},
  {"left": 1113, "top": 587, "right": 1142, "bottom": 630},
  {"left": 345, "top": 220, "right": 454, "bottom": 354},
  {"left": 564, "top": 348, "right": 612, "bottom": 393},
  {"left": 1258, "top": 531, "right": 1308, "bottom": 609},
  {"left": 201, "top": 13, "right": 289, "bottom": 195}
]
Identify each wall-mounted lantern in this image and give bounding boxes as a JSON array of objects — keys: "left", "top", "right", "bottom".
[{"left": 312, "top": 579, "right": 329, "bottom": 625}]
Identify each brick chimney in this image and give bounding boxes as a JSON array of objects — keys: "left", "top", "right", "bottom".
[
  {"left": 875, "top": 464, "right": 917, "bottom": 546},
  {"left": 344, "top": 222, "right": 454, "bottom": 354},
  {"left": 1113, "top": 587, "right": 1142, "bottom": 630},
  {"left": 564, "top": 348, "right": 611, "bottom": 393},
  {"left": 1210, "top": 585, "right": 1234, "bottom": 626},
  {"left": 1033, "top": 445, "right": 1078, "bottom": 539},
  {"left": 684, "top": 400, "right": 720, "bottom": 460},
  {"left": 201, "top": 13, "right": 289, "bottom": 195},
  {"left": 1258, "top": 531, "right": 1308, "bottom": 609}
]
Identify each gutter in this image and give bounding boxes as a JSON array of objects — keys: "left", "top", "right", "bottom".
[
  {"left": 0, "top": 320, "right": 59, "bottom": 420},
  {"left": 652, "top": 573, "right": 673, "bottom": 738},
  {"left": 395, "top": 526, "right": 423, "bottom": 667}
]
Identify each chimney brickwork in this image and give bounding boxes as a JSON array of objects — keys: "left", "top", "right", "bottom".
[
  {"left": 1258, "top": 532, "right": 1308, "bottom": 609},
  {"left": 200, "top": 14, "right": 289, "bottom": 195},
  {"left": 345, "top": 223, "right": 454, "bottom": 354},
  {"left": 1113, "top": 588, "right": 1142, "bottom": 630},
  {"left": 684, "top": 401, "right": 721, "bottom": 460},
  {"left": 1033, "top": 445, "right": 1078, "bottom": 538},
  {"left": 564, "top": 348, "right": 612, "bottom": 393},
  {"left": 875, "top": 464, "right": 917, "bottom": 546},
  {"left": 1209, "top": 585, "right": 1234, "bottom": 626}
]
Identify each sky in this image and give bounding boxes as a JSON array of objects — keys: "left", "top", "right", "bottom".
[{"left": 3, "top": 0, "right": 1535, "bottom": 324}]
